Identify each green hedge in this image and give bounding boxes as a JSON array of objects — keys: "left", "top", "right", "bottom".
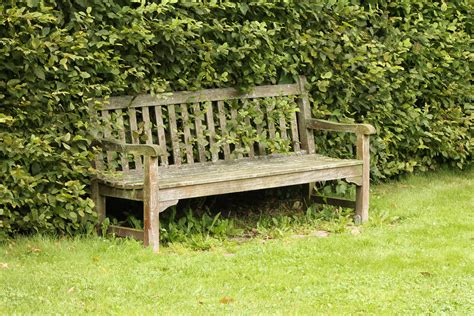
[{"left": 1, "top": 1, "right": 472, "bottom": 237}]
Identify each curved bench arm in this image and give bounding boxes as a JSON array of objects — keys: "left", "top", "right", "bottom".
[
  {"left": 93, "top": 138, "right": 163, "bottom": 157},
  {"left": 306, "top": 119, "right": 376, "bottom": 135}
]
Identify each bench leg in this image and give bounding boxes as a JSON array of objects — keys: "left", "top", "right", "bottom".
[
  {"left": 355, "top": 134, "right": 370, "bottom": 223},
  {"left": 91, "top": 179, "right": 106, "bottom": 231},
  {"left": 143, "top": 156, "right": 160, "bottom": 253},
  {"left": 144, "top": 200, "right": 179, "bottom": 253}
]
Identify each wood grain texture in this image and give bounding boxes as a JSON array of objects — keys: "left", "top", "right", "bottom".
[
  {"left": 307, "top": 119, "right": 376, "bottom": 135},
  {"left": 289, "top": 112, "right": 301, "bottom": 152},
  {"left": 154, "top": 105, "right": 169, "bottom": 166},
  {"left": 180, "top": 103, "right": 194, "bottom": 164},
  {"left": 193, "top": 103, "right": 207, "bottom": 162},
  {"left": 109, "top": 225, "right": 144, "bottom": 241},
  {"left": 217, "top": 100, "right": 231, "bottom": 159},
  {"left": 230, "top": 106, "right": 243, "bottom": 158},
  {"left": 205, "top": 102, "right": 218, "bottom": 162},
  {"left": 296, "top": 76, "right": 315, "bottom": 154},
  {"left": 255, "top": 103, "right": 266, "bottom": 155},
  {"left": 355, "top": 134, "right": 370, "bottom": 223},
  {"left": 168, "top": 104, "right": 181, "bottom": 165},
  {"left": 143, "top": 156, "right": 160, "bottom": 253},
  {"left": 98, "top": 164, "right": 361, "bottom": 203},
  {"left": 128, "top": 108, "right": 143, "bottom": 170},
  {"left": 97, "top": 154, "right": 362, "bottom": 190},
  {"left": 115, "top": 109, "right": 129, "bottom": 171},
  {"left": 103, "top": 84, "right": 301, "bottom": 110},
  {"left": 101, "top": 110, "right": 114, "bottom": 164},
  {"left": 94, "top": 138, "right": 162, "bottom": 157},
  {"left": 142, "top": 106, "right": 153, "bottom": 145},
  {"left": 312, "top": 195, "right": 356, "bottom": 209}
]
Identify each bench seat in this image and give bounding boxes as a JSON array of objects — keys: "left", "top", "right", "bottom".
[{"left": 97, "top": 154, "right": 362, "bottom": 195}]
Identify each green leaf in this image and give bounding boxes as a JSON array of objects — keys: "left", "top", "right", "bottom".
[{"left": 321, "top": 71, "right": 333, "bottom": 79}]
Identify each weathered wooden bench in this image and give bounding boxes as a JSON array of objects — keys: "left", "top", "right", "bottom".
[{"left": 91, "top": 76, "right": 375, "bottom": 252}]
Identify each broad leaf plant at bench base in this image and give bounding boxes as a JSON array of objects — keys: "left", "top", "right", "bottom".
[{"left": 92, "top": 76, "right": 376, "bottom": 252}]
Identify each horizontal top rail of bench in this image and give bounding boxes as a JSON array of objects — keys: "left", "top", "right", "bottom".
[{"left": 103, "top": 83, "right": 302, "bottom": 110}]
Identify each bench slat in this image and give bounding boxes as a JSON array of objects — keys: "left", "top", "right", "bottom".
[
  {"left": 168, "top": 104, "right": 181, "bottom": 165},
  {"left": 180, "top": 103, "right": 194, "bottom": 164},
  {"left": 193, "top": 103, "right": 207, "bottom": 162},
  {"left": 289, "top": 111, "right": 301, "bottom": 152},
  {"left": 101, "top": 110, "right": 115, "bottom": 165},
  {"left": 217, "top": 100, "right": 231, "bottom": 160},
  {"left": 154, "top": 105, "right": 168, "bottom": 166},
  {"left": 230, "top": 105, "right": 243, "bottom": 159},
  {"left": 245, "top": 116, "right": 255, "bottom": 158},
  {"left": 97, "top": 154, "right": 362, "bottom": 190},
  {"left": 296, "top": 76, "right": 315, "bottom": 154},
  {"left": 279, "top": 115, "right": 288, "bottom": 141},
  {"left": 104, "top": 83, "right": 301, "bottom": 110},
  {"left": 266, "top": 102, "right": 276, "bottom": 141},
  {"left": 205, "top": 101, "right": 218, "bottom": 162},
  {"left": 115, "top": 109, "right": 130, "bottom": 171},
  {"left": 254, "top": 103, "right": 266, "bottom": 156},
  {"left": 128, "top": 108, "right": 143, "bottom": 170},
  {"left": 142, "top": 106, "right": 153, "bottom": 145}
]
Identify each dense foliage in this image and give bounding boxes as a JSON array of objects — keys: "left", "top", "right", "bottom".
[{"left": 1, "top": 0, "right": 472, "bottom": 237}]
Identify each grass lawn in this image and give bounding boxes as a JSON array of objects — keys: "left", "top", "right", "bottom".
[{"left": 1, "top": 167, "right": 473, "bottom": 314}]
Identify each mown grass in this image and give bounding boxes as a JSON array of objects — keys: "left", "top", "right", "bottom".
[{"left": 1, "top": 167, "right": 473, "bottom": 314}]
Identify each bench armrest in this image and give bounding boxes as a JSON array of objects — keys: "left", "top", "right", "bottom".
[
  {"left": 306, "top": 119, "right": 376, "bottom": 135},
  {"left": 93, "top": 138, "right": 162, "bottom": 157}
]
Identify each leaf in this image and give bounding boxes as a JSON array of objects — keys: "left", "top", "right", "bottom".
[
  {"left": 33, "top": 67, "right": 45, "bottom": 80},
  {"left": 239, "top": 3, "right": 249, "bottom": 15},
  {"left": 321, "top": 71, "right": 333, "bottom": 79},
  {"left": 219, "top": 296, "right": 234, "bottom": 304}
]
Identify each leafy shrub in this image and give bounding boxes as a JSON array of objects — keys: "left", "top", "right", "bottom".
[{"left": 1, "top": 0, "right": 472, "bottom": 237}]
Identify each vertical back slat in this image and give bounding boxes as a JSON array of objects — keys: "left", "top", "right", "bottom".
[
  {"left": 206, "top": 102, "right": 218, "bottom": 162},
  {"left": 289, "top": 112, "right": 301, "bottom": 152},
  {"left": 255, "top": 103, "right": 266, "bottom": 155},
  {"left": 180, "top": 104, "right": 194, "bottom": 164},
  {"left": 217, "top": 100, "right": 231, "bottom": 160},
  {"left": 154, "top": 105, "right": 168, "bottom": 166},
  {"left": 142, "top": 107, "right": 153, "bottom": 145},
  {"left": 278, "top": 115, "right": 288, "bottom": 140},
  {"left": 193, "top": 103, "right": 206, "bottom": 162},
  {"left": 115, "top": 109, "right": 129, "bottom": 171},
  {"left": 245, "top": 116, "right": 255, "bottom": 158},
  {"left": 296, "top": 76, "right": 315, "bottom": 154},
  {"left": 168, "top": 104, "right": 181, "bottom": 165},
  {"left": 266, "top": 105, "right": 276, "bottom": 140},
  {"left": 128, "top": 108, "right": 143, "bottom": 170},
  {"left": 230, "top": 107, "right": 243, "bottom": 159},
  {"left": 101, "top": 110, "right": 114, "bottom": 166}
]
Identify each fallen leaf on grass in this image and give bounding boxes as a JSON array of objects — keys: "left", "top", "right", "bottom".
[
  {"left": 350, "top": 227, "right": 361, "bottom": 235},
  {"left": 67, "top": 287, "right": 75, "bottom": 293},
  {"left": 219, "top": 296, "right": 234, "bottom": 304},
  {"left": 29, "top": 247, "right": 41, "bottom": 253},
  {"left": 0, "top": 263, "right": 8, "bottom": 269},
  {"left": 311, "top": 230, "right": 329, "bottom": 238}
]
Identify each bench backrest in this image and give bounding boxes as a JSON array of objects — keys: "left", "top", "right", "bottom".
[{"left": 99, "top": 76, "right": 315, "bottom": 169}]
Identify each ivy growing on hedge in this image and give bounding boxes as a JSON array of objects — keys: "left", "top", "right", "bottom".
[{"left": 1, "top": 1, "right": 472, "bottom": 237}]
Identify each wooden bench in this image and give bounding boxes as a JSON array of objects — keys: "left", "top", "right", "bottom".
[{"left": 91, "top": 76, "right": 375, "bottom": 252}]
